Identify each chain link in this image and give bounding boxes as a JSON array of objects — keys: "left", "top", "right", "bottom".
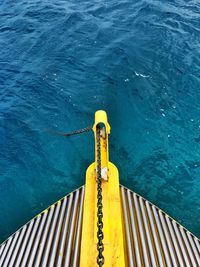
[
  {"left": 96, "top": 126, "right": 104, "bottom": 267},
  {"left": 49, "top": 123, "right": 104, "bottom": 265},
  {"left": 61, "top": 126, "right": 92, "bottom": 136},
  {"left": 46, "top": 126, "right": 92, "bottom": 137}
]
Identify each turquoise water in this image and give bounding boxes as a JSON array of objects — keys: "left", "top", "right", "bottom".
[{"left": 0, "top": 0, "right": 200, "bottom": 242}]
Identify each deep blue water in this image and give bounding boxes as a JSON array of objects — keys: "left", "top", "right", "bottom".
[{"left": 0, "top": 0, "right": 200, "bottom": 242}]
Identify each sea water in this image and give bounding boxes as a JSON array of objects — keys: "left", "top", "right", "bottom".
[{"left": 0, "top": 0, "right": 200, "bottom": 242}]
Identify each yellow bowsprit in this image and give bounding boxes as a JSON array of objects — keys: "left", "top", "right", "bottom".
[{"left": 80, "top": 110, "right": 126, "bottom": 267}]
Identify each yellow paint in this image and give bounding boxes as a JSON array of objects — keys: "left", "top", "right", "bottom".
[
  {"left": 43, "top": 209, "right": 48, "bottom": 214},
  {"left": 80, "top": 110, "right": 126, "bottom": 267},
  {"left": 93, "top": 111, "right": 110, "bottom": 180}
]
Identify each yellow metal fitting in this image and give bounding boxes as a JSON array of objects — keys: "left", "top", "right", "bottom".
[
  {"left": 93, "top": 110, "right": 110, "bottom": 181},
  {"left": 80, "top": 110, "right": 126, "bottom": 267}
]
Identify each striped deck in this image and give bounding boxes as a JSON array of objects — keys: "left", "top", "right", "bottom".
[
  {"left": 121, "top": 186, "right": 200, "bottom": 267},
  {"left": 0, "top": 185, "right": 199, "bottom": 266}
]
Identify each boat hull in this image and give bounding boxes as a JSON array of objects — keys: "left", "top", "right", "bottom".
[{"left": 0, "top": 185, "right": 199, "bottom": 266}]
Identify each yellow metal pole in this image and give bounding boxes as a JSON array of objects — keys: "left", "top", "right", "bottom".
[{"left": 80, "top": 110, "right": 126, "bottom": 267}]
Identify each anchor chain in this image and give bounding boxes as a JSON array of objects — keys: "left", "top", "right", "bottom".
[
  {"left": 96, "top": 126, "right": 104, "bottom": 267},
  {"left": 60, "top": 126, "right": 92, "bottom": 137},
  {"left": 48, "top": 121, "right": 105, "bottom": 266},
  {"left": 47, "top": 126, "right": 92, "bottom": 137}
]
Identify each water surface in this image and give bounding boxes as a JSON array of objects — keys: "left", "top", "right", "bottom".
[{"left": 0, "top": 0, "right": 200, "bottom": 242}]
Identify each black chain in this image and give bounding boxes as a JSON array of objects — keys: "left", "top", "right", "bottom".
[
  {"left": 46, "top": 126, "right": 92, "bottom": 137},
  {"left": 48, "top": 123, "right": 104, "bottom": 266},
  {"left": 96, "top": 126, "right": 104, "bottom": 267},
  {"left": 61, "top": 126, "right": 92, "bottom": 137}
]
